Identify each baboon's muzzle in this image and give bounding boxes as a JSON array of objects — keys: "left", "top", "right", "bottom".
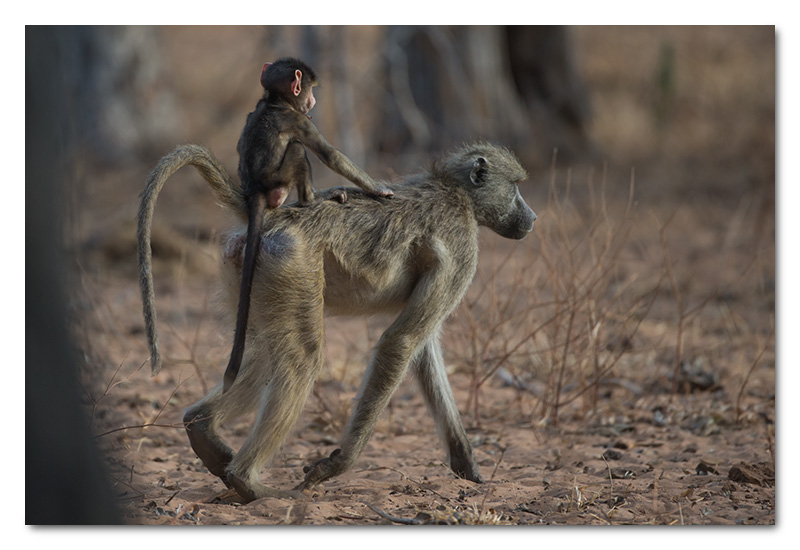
[{"left": 498, "top": 194, "right": 536, "bottom": 240}]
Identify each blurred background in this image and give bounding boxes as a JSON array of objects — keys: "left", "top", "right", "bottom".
[
  {"left": 26, "top": 25, "right": 776, "bottom": 525},
  {"left": 50, "top": 26, "right": 775, "bottom": 174},
  {"left": 44, "top": 25, "right": 774, "bottom": 256}
]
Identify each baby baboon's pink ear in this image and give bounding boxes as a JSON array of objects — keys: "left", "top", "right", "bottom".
[{"left": 292, "top": 69, "right": 303, "bottom": 96}]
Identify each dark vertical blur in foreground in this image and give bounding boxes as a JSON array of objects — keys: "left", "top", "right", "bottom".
[{"left": 25, "top": 26, "right": 121, "bottom": 525}]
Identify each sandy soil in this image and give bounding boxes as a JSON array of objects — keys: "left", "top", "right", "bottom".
[{"left": 78, "top": 191, "right": 775, "bottom": 526}]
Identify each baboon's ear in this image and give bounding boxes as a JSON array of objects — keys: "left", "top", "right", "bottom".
[
  {"left": 292, "top": 70, "right": 303, "bottom": 96},
  {"left": 470, "top": 157, "right": 489, "bottom": 186}
]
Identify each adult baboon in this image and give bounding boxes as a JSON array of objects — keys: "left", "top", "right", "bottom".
[{"left": 138, "top": 142, "right": 536, "bottom": 502}]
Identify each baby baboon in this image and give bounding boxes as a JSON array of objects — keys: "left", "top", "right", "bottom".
[
  {"left": 137, "top": 142, "right": 536, "bottom": 502},
  {"left": 227, "top": 57, "right": 393, "bottom": 393}
]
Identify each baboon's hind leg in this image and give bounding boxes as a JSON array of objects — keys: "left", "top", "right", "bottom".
[
  {"left": 225, "top": 252, "right": 325, "bottom": 503},
  {"left": 184, "top": 356, "right": 268, "bottom": 485},
  {"left": 225, "top": 343, "right": 323, "bottom": 502},
  {"left": 281, "top": 140, "right": 347, "bottom": 205},
  {"left": 184, "top": 403, "right": 234, "bottom": 484},
  {"left": 281, "top": 140, "right": 315, "bottom": 206}
]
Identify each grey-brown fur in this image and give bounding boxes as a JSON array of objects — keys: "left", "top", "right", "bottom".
[{"left": 137, "top": 141, "right": 536, "bottom": 502}]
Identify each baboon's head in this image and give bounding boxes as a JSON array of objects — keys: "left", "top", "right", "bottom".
[{"left": 443, "top": 143, "right": 537, "bottom": 240}]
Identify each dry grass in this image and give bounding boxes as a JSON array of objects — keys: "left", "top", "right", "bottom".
[
  {"left": 445, "top": 148, "right": 774, "bottom": 434},
  {"left": 448, "top": 154, "right": 659, "bottom": 427}
]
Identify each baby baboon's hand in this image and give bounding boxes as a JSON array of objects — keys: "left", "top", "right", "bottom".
[
  {"left": 316, "top": 187, "right": 348, "bottom": 204},
  {"left": 371, "top": 186, "right": 394, "bottom": 198}
]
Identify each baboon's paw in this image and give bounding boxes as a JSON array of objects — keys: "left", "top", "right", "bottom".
[
  {"left": 451, "top": 455, "right": 484, "bottom": 484},
  {"left": 294, "top": 448, "right": 346, "bottom": 491},
  {"left": 227, "top": 472, "right": 306, "bottom": 504}
]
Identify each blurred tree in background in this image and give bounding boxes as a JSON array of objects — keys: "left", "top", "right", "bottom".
[
  {"left": 374, "top": 26, "right": 592, "bottom": 163},
  {"left": 56, "top": 26, "right": 181, "bottom": 164}
]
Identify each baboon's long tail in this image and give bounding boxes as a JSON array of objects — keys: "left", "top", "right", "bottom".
[{"left": 137, "top": 144, "right": 245, "bottom": 375}]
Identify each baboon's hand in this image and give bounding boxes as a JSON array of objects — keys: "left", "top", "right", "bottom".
[
  {"left": 370, "top": 186, "right": 394, "bottom": 199},
  {"left": 316, "top": 187, "right": 348, "bottom": 204},
  {"left": 294, "top": 448, "right": 346, "bottom": 491}
]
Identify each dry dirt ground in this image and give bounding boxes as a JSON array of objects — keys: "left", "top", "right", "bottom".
[
  {"left": 69, "top": 26, "right": 775, "bottom": 527},
  {"left": 78, "top": 214, "right": 775, "bottom": 526}
]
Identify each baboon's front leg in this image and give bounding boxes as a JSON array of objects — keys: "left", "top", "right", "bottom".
[
  {"left": 296, "top": 262, "right": 463, "bottom": 491},
  {"left": 293, "top": 337, "right": 412, "bottom": 490},
  {"left": 413, "top": 338, "right": 483, "bottom": 483}
]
